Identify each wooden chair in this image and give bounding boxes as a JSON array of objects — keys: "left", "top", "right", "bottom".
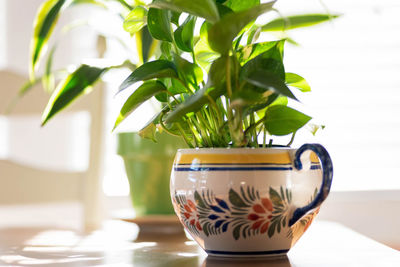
[{"left": 0, "top": 70, "right": 105, "bottom": 231}]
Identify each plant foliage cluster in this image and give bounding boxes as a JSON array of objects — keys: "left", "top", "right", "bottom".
[{"left": 27, "top": 0, "right": 337, "bottom": 148}]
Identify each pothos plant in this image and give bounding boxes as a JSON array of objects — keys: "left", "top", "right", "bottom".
[{"left": 27, "top": 0, "right": 338, "bottom": 148}]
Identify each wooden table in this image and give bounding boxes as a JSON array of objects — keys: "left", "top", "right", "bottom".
[{"left": 0, "top": 220, "right": 399, "bottom": 266}]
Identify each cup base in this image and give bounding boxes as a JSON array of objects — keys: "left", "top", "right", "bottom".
[{"left": 205, "top": 249, "right": 289, "bottom": 258}]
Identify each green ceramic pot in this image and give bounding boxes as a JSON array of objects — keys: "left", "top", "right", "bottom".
[{"left": 117, "top": 132, "right": 186, "bottom": 216}]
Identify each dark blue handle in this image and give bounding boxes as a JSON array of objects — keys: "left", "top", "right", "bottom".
[{"left": 288, "top": 143, "right": 333, "bottom": 227}]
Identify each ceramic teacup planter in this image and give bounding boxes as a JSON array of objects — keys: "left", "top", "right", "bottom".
[{"left": 170, "top": 144, "right": 333, "bottom": 257}]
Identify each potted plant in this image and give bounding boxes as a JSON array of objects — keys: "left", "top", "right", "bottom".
[
  {"left": 27, "top": 0, "right": 338, "bottom": 257},
  {"left": 117, "top": 131, "right": 185, "bottom": 217}
]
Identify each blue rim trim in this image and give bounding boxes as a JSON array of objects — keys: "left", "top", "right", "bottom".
[
  {"left": 174, "top": 165, "right": 321, "bottom": 172},
  {"left": 205, "top": 249, "right": 289, "bottom": 256}
]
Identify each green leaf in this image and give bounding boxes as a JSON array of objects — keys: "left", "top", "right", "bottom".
[
  {"left": 215, "top": 3, "right": 234, "bottom": 17},
  {"left": 262, "top": 14, "right": 340, "bottom": 32},
  {"left": 195, "top": 51, "right": 220, "bottom": 71},
  {"left": 155, "top": 91, "right": 168, "bottom": 102},
  {"left": 238, "top": 41, "right": 280, "bottom": 65},
  {"left": 245, "top": 70, "right": 297, "bottom": 100},
  {"left": 174, "top": 16, "right": 196, "bottom": 52},
  {"left": 170, "top": 78, "right": 189, "bottom": 94},
  {"left": 41, "top": 65, "right": 106, "bottom": 125},
  {"left": 207, "top": 55, "right": 230, "bottom": 87},
  {"left": 229, "top": 188, "right": 249, "bottom": 208},
  {"left": 164, "top": 86, "right": 225, "bottom": 123},
  {"left": 147, "top": 8, "right": 173, "bottom": 42},
  {"left": 245, "top": 93, "right": 278, "bottom": 117},
  {"left": 269, "top": 187, "right": 282, "bottom": 207},
  {"left": 285, "top": 73, "right": 311, "bottom": 92},
  {"left": 231, "top": 86, "right": 271, "bottom": 109},
  {"left": 163, "top": 57, "right": 230, "bottom": 123},
  {"left": 246, "top": 25, "right": 261, "bottom": 45},
  {"left": 138, "top": 106, "right": 170, "bottom": 140},
  {"left": 173, "top": 54, "right": 203, "bottom": 87},
  {"left": 42, "top": 45, "right": 57, "bottom": 93},
  {"left": 138, "top": 122, "right": 157, "bottom": 142},
  {"left": 233, "top": 225, "right": 241, "bottom": 240},
  {"left": 203, "top": 223, "right": 210, "bottom": 236},
  {"left": 118, "top": 60, "right": 177, "bottom": 92},
  {"left": 264, "top": 105, "right": 312, "bottom": 136},
  {"left": 160, "top": 41, "right": 173, "bottom": 60},
  {"left": 113, "top": 80, "right": 167, "bottom": 130},
  {"left": 200, "top": 21, "right": 211, "bottom": 41},
  {"left": 240, "top": 40, "right": 285, "bottom": 80},
  {"left": 30, "top": 0, "right": 68, "bottom": 79},
  {"left": 136, "top": 26, "right": 155, "bottom": 64},
  {"left": 268, "top": 220, "right": 277, "bottom": 238},
  {"left": 171, "top": 11, "right": 181, "bottom": 25},
  {"left": 270, "top": 95, "right": 288, "bottom": 107},
  {"left": 194, "top": 191, "right": 207, "bottom": 208},
  {"left": 123, "top": 6, "right": 147, "bottom": 34},
  {"left": 150, "top": 0, "right": 219, "bottom": 23},
  {"left": 208, "top": 2, "right": 275, "bottom": 54},
  {"left": 225, "top": 0, "right": 259, "bottom": 12}
]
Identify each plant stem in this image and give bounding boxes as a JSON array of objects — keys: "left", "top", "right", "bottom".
[
  {"left": 250, "top": 113, "right": 258, "bottom": 146},
  {"left": 159, "top": 118, "right": 180, "bottom": 137},
  {"left": 263, "top": 127, "right": 267, "bottom": 148},
  {"left": 190, "top": 116, "right": 209, "bottom": 147},
  {"left": 192, "top": 50, "right": 197, "bottom": 65},
  {"left": 186, "top": 119, "right": 200, "bottom": 147},
  {"left": 176, "top": 78, "right": 193, "bottom": 94},
  {"left": 244, "top": 117, "right": 264, "bottom": 136},
  {"left": 197, "top": 111, "right": 214, "bottom": 146},
  {"left": 166, "top": 91, "right": 180, "bottom": 104},
  {"left": 226, "top": 56, "right": 232, "bottom": 98},
  {"left": 268, "top": 139, "right": 273, "bottom": 147},
  {"left": 177, "top": 123, "right": 194, "bottom": 148},
  {"left": 287, "top": 131, "right": 296, "bottom": 147},
  {"left": 206, "top": 94, "right": 223, "bottom": 129}
]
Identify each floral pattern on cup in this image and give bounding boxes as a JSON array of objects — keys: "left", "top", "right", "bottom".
[{"left": 174, "top": 186, "right": 318, "bottom": 240}]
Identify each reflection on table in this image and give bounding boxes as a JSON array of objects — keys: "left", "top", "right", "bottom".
[{"left": 0, "top": 220, "right": 399, "bottom": 266}]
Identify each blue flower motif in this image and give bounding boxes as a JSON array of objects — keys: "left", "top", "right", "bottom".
[
  {"left": 215, "top": 198, "right": 230, "bottom": 210},
  {"left": 208, "top": 214, "right": 219, "bottom": 220},
  {"left": 215, "top": 220, "right": 225, "bottom": 228},
  {"left": 210, "top": 205, "right": 224, "bottom": 213}
]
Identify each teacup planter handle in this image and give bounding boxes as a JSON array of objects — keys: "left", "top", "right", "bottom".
[{"left": 289, "top": 143, "right": 334, "bottom": 226}]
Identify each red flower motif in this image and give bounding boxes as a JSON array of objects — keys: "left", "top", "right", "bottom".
[
  {"left": 261, "top": 198, "right": 273, "bottom": 212},
  {"left": 184, "top": 204, "right": 192, "bottom": 213},
  {"left": 247, "top": 197, "right": 274, "bottom": 234},
  {"left": 260, "top": 221, "right": 269, "bottom": 233},
  {"left": 248, "top": 214, "right": 260, "bottom": 220},
  {"left": 180, "top": 200, "right": 202, "bottom": 232},
  {"left": 188, "top": 199, "right": 197, "bottom": 211},
  {"left": 196, "top": 221, "right": 202, "bottom": 231}
]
